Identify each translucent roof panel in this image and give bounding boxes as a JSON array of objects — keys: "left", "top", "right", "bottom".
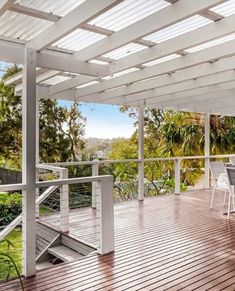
[
  {"left": 16, "top": 0, "right": 86, "bottom": 17},
  {"left": 102, "top": 68, "right": 139, "bottom": 80},
  {"left": 210, "top": 0, "right": 235, "bottom": 17},
  {"left": 77, "top": 80, "right": 100, "bottom": 89},
  {"left": 89, "top": 0, "right": 170, "bottom": 32},
  {"left": 103, "top": 43, "right": 147, "bottom": 60},
  {"left": 143, "top": 54, "right": 181, "bottom": 67},
  {"left": 42, "top": 75, "right": 71, "bottom": 86},
  {"left": 89, "top": 59, "right": 109, "bottom": 66},
  {"left": 143, "top": 15, "right": 212, "bottom": 43},
  {"left": 53, "top": 29, "right": 106, "bottom": 52},
  {"left": 185, "top": 33, "right": 235, "bottom": 53},
  {"left": 0, "top": 11, "right": 52, "bottom": 41}
]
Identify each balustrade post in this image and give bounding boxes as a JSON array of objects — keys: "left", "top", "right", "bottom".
[
  {"left": 204, "top": 111, "right": 210, "bottom": 188},
  {"left": 35, "top": 96, "right": 39, "bottom": 218},
  {"left": 92, "top": 160, "right": 99, "bottom": 209},
  {"left": 174, "top": 158, "right": 181, "bottom": 194},
  {"left": 138, "top": 102, "right": 145, "bottom": 200},
  {"left": 96, "top": 177, "right": 114, "bottom": 255},
  {"left": 60, "top": 168, "right": 69, "bottom": 232}
]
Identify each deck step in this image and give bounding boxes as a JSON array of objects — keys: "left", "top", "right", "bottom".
[
  {"left": 48, "top": 246, "right": 84, "bottom": 262},
  {"left": 36, "top": 261, "right": 53, "bottom": 271}
]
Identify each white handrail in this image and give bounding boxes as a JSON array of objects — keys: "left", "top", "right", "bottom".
[{"left": 44, "top": 154, "right": 235, "bottom": 167}]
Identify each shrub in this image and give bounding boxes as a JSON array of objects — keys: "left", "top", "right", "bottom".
[{"left": 0, "top": 193, "right": 22, "bottom": 227}]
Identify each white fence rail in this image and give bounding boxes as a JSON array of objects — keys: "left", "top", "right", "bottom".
[
  {"left": 0, "top": 171, "right": 114, "bottom": 255},
  {"left": 1, "top": 154, "right": 235, "bottom": 252},
  {"left": 46, "top": 154, "right": 235, "bottom": 198}
]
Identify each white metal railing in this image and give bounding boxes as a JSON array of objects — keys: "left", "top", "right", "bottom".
[
  {"left": 1, "top": 154, "right": 235, "bottom": 252},
  {"left": 0, "top": 172, "right": 114, "bottom": 255},
  {"left": 0, "top": 164, "right": 64, "bottom": 240},
  {"left": 46, "top": 154, "right": 235, "bottom": 197}
]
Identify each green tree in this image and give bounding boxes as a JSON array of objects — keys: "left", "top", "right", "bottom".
[{"left": 0, "top": 66, "right": 86, "bottom": 168}]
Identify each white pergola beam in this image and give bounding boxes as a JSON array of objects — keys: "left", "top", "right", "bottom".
[
  {"left": 0, "top": 40, "right": 109, "bottom": 76},
  {"left": 146, "top": 81, "right": 235, "bottom": 106},
  {"left": 182, "top": 95, "right": 235, "bottom": 112},
  {"left": 99, "top": 55, "right": 235, "bottom": 101},
  {"left": 9, "top": 4, "right": 61, "bottom": 22},
  {"left": 49, "top": 75, "right": 97, "bottom": 95},
  {"left": 26, "top": 0, "right": 122, "bottom": 51},
  {"left": 75, "top": 0, "right": 224, "bottom": 61},
  {"left": 75, "top": 17, "right": 235, "bottom": 99},
  {"left": 158, "top": 88, "right": 235, "bottom": 108},
  {"left": 0, "top": 0, "right": 15, "bottom": 17},
  {"left": 121, "top": 70, "right": 235, "bottom": 104},
  {"left": 110, "top": 11, "right": 235, "bottom": 74},
  {"left": 15, "top": 70, "right": 61, "bottom": 94}
]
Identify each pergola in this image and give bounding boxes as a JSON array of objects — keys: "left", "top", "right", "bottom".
[{"left": 1, "top": 0, "right": 235, "bottom": 280}]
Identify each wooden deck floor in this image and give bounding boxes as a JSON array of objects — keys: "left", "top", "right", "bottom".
[{"left": 2, "top": 190, "right": 235, "bottom": 290}]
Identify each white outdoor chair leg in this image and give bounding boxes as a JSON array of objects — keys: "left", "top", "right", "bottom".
[
  {"left": 227, "top": 193, "right": 232, "bottom": 220},
  {"left": 210, "top": 187, "right": 215, "bottom": 209},
  {"left": 223, "top": 190, "right": 227, "bottom": 206}
]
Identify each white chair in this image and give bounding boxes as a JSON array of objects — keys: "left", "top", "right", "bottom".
[
  {"left": 210, "top": 161, "right": 229, "bottom": 209},
  {"left": 229, "top": 157, "right": 235, "bottom": 165},
  {"left": 225, "top": 166, "right": 235, "bottom": 219}
]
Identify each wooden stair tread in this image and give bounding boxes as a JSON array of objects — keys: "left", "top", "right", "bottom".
[
  {"left": 36, "top": 261, "right": 53, "bottom": 271},
  {"left": 48, "top": 246, "right": 84, "bottom": 262}
]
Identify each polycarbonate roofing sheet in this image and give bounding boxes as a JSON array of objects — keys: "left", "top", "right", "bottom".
[
  {"left": 0, "top": 10, "right": 51, "bottom": 41},
  {"left": 103, "top": 43, "right": 147, "bottom": 60},
  {"left": 102, "top": 68, "right": 139, "bottom": 80},
  {"left": 76, "top": 80, "right": 100, "bottom": 89},
  {"left": 210, "top": 0, "right": 235, "bottom": 17},
  {"left": 42, "top": 75, "right": 70, "bottom": 86},
  {"left": 143, "top": 54, "right": 181, "bottom": 67},
  {"left": 53, "top": 29, "right": 106, "bottom": 52},
  {"left": 89, "top": 0, "right": 170, "bottom": 32},
  {"left": 185, "top": 33, "right": 235, "bottom": 53},
  {"left": 143, "top": 15, "right": 212, "bottom": 43},
  {"left": 16, "top": 0, "right": 86, "bottom": 17}
]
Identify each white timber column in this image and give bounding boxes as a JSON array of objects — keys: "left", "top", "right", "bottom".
[
  {"left": 35, "top": 95, "right": 39, "bottom": 217},
  {"left": 204, "top": 111, "right": 210, "bottom": 189},
  {"left": 22, "top": 47, "right": 37, "bottom": 277},
  {"left": 138, "top": 102, "right": 145, "bottom": 201}
]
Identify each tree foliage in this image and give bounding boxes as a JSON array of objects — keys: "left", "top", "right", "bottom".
[
  {"left": 109, "top": 107, "right": 235, "bottom": 197},
  {"left": 0, "top": 66, "right": 86, "bottom": 168}
]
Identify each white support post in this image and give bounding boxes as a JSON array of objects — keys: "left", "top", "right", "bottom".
[
  {"left": 138, "top": 102, "right": 145, "bottom": 201},
  {"left": 92, "top": 160, "right": 99, "bottom": 209},
  {"left": 174, "top": 158, "right": 181, "bottom": 194},
  {"left": 60, "top": 168, "right": 69, "bottom": 233},
  {"left": 22, "top": 47, "right": 36, "bottom": 277},
  {"left": 96, "top": 177, "right": 114, "bottom": 255},
  {"left": 204, "top": 111, "right": 210, "bottom": 189},
  {"left": 35, "top": 95, "right": 39, "bottom": 218}
]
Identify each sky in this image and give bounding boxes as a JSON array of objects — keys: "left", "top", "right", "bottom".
[{"left": 0, "top": 62, "right": 135, "bottom": 139}]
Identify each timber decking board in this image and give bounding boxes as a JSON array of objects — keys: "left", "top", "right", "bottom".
[{"left": 2, "top": 190, "right": 235, "bottom": 290}]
